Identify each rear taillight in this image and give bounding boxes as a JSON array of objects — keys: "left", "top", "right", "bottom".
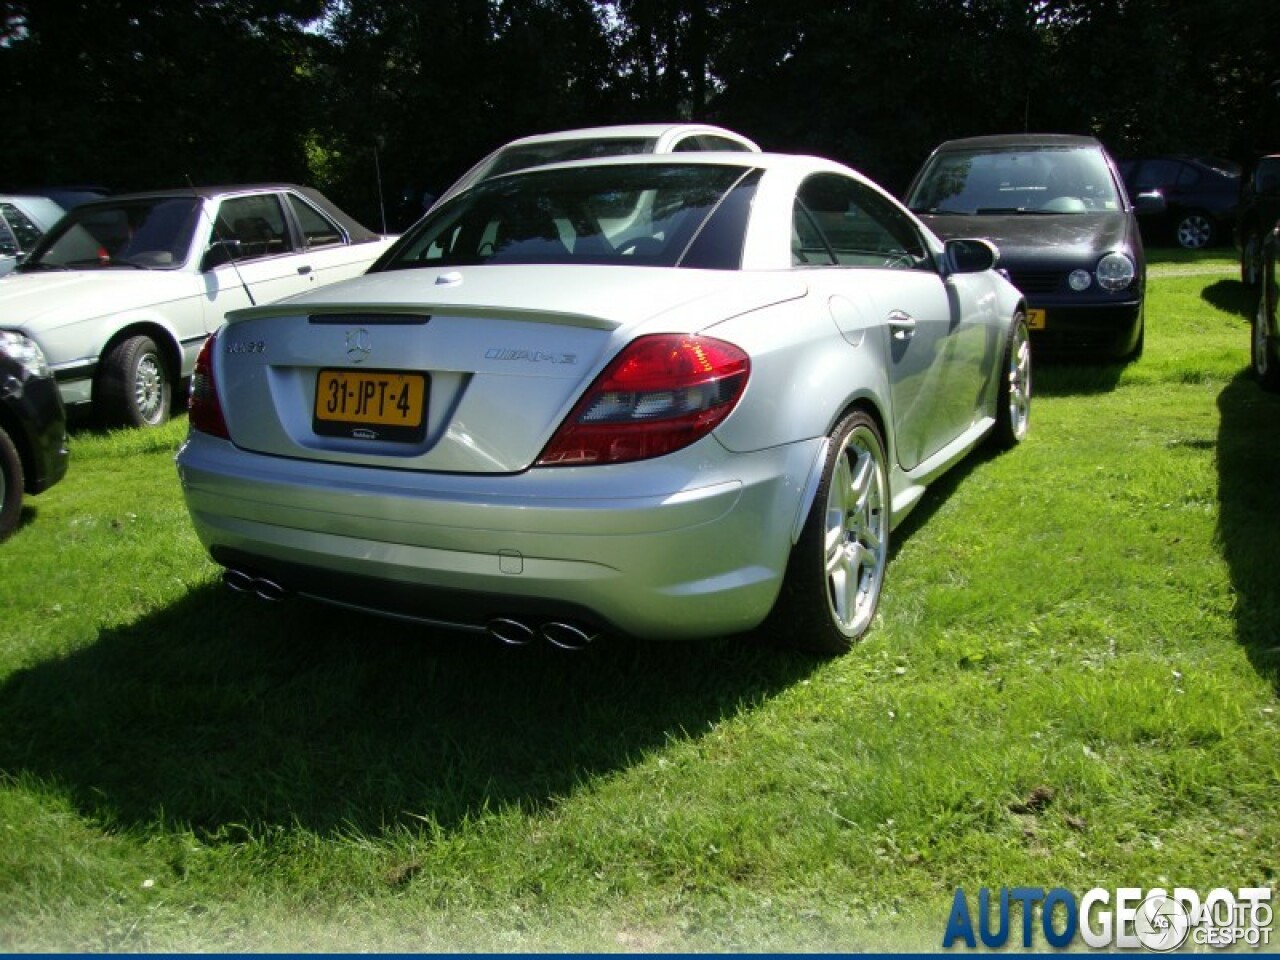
[
  {"left": 536, "top": 334, "right": 750, "bottom": 466},
  {"left": 189, "top": 331, "right": 229, "bottom": 440}
]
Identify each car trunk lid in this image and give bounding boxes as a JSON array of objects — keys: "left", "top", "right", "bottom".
[{"left": 212, "top": 264, "right": 804, "bottom": 473}]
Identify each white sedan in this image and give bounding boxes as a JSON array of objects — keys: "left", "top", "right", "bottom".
[
  {"left": 0, "top": 184, "right": 396, "bottom": 427},
  {"left": 177, "top": 153, "right": 1031, "bottom": 652}
]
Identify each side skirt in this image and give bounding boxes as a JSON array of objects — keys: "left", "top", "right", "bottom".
[{"left": 888, "top": 416, "right": 995, "bottom": 529}]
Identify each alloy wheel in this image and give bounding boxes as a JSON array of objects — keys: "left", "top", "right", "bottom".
[
  {"left": 823, "top": 424, "right": 888, "bottom": 637},
  {"left": 134, "top": 352, "right": 166, "bottom": 425},
  {"left": 1176, "top": 214, "right": 1212, "bottom": 249}
]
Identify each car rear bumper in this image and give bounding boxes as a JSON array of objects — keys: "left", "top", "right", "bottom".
[{"left": 176, "top": 432, "right": 822, "bottom": 640}]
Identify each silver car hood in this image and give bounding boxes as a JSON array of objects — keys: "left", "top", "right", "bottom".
[{"left": 216, "top": 264, "right": 807, "bottom": 473}]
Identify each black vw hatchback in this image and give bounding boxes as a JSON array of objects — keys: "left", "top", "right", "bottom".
[
  {"left": 1, "top": 330, "right": 68, "bottom": 539},
  {"left": 906, "top": 133, "right": 1153, "bottom": 360}
]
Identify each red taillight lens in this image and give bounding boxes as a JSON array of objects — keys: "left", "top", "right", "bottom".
[
  {"left": 536, "top": 334, "right": 750, "bottom": 466},
  {"left": 189, "top": 332, "right": 229, "bottom": 440}
]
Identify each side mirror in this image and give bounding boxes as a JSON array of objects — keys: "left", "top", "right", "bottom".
[
  {"left": 202, "top": 238, "right": 241, "bottom": 271},
  {"left": 1133, "top": 190, "right": 1167, "bottom": 215},
  {"left": 945, "top": 238, "right": 999, "bottom": 275}
]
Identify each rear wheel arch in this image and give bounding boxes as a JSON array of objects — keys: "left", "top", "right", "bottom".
[
  {"left": 790, "top": 395, "right": 893, "bottom": 545},
  {"left": 94, "top": 322, "right": 184, "bottom": 427}
]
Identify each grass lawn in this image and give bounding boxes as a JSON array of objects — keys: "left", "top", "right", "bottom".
[{"left": 0, "top": 250, "right": 1276, "bottom": 952}]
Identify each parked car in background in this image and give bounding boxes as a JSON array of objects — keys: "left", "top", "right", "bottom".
[
  {"left": 177, "top": 152, "right": 1030, "bottom": 653},
  {"left": 906, "top": 133, "right": 1148, "bottom": 360},
  {"left": 1237, "top": 154, "right": 1280, "bottom": 286},
  {"left": 0, "top": 330, "right": 68, "bottom": 540},
  {"left": 1118, "top": 155, "right": 1241, "bottom": 249},
  {"left": 0, "top": 195, "right": 69, "bottom": 277},
  {"left": 1251, "top": 216, "right": 1280, "bottom": 391},
  {"left": 0, "top": 184, "right": 397, "bottom": 428},
  {"left": 433, "top": 123, "right": 761, "bottom": 208}
]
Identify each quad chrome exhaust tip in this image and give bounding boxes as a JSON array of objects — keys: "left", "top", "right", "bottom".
[
  {"left": 223, "top": 568, "right": 290, "bottom": 602},
  {"left": 486, "top": 617, "right": 599, "bottom": 651}
]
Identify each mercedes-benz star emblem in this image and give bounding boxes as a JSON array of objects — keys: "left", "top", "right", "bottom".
[{"left": 345, "top": 328, "right": 372, "bottom": 363}]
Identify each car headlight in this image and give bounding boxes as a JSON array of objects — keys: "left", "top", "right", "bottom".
[
  {"left": 1069, "top": 269, "right": 1093, "bottom": 291},
  {"left": 0, "top": 330, "right": 51, "bottom": 378},
  {"left": 1096, "top": 252, "right": 1136, "bottom": 292}
]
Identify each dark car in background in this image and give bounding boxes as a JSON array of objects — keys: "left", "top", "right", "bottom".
[
  {"left": 1118, "top": 155, "right": 1241, "bottom": 249},
  {"left": 1237, "top": 154, "right": 1280, "bottom": 286},
  {"left": 906, "top": 133, "right": 1148, "bottom": 360},
  {"left": 0, "top": 330, "right": 68, "bottom": 539}
]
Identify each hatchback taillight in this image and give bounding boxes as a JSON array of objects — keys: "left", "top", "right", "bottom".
[
  {"left": 189, "top": 332, "right": 229, "bottom": 440},
  {"left": 536, "top": 334, "right": 750, "bottom": 466}
]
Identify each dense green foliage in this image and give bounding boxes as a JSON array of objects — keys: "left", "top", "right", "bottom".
[{"left": 1, "top": 0, "right": 1277, "bottom": 228}]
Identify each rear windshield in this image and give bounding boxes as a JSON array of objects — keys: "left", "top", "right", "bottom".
[
  {"left": 21, "top": 197, "right": 200, "bottom": 270},
  {"left": 485, "top": 137, "right": 657, "bottom": 179},
  {"left": 375, "top": 163, "right": 761, "bottom": 271},
  {"left": 907, "top": 146, "right": 1122, "bottom": 215}
]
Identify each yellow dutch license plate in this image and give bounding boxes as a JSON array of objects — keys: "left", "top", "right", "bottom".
[
  {"left": 1026, "top": 309, "right": 1047, "bottom": 331},
  {"left": 313, "top": 369, "right": 428, "bottom": 442}
]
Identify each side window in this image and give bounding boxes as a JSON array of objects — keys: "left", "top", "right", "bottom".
[
  {"left": 0, "top": 203, "right": 44, "bottom": 251},
  {"left": 213, "top": 194, "right": 294, "bottom": 262},
  {"left": 792, "top": 205, "right": 835, "bottom": 266},
  {"left": 1134, "top": 159, "right": 1180, "bottom": 190},
  {"left": 286, "top": 194, "right": 345, "bottom": 249},
  {"left": 0, "top": 216, "right": 17, "bottom": 257},
  {"left": 793, "top": 174, "right": 927, "bottom": 269}
]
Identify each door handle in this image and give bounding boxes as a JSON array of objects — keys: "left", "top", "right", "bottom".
[
  {"left": 297, "top": 264, "right": 313, "bottom": 276},
  {"left": 888, "top": 311, "right": 916, "bottom": 341}
]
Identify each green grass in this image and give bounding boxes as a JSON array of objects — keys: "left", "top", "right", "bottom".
[{"left": 1, "top": 250, "right": 1277, "bottom": 951}]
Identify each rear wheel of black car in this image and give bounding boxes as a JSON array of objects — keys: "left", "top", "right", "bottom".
[
  {"left": 0, "top": 426, "right": 24, "bottom": 541},
  {"left": 769, "top": 410, "right": 890, "bottom": 655},
  {"left": 1252, "top": 244, "right": 1280, "bottom": 392},
  {"left": 1175, "top": 212, "right": 1214, "bottom": 250},
  {"left": 98, "top": 335, "right": 172, "bottom": 428}
]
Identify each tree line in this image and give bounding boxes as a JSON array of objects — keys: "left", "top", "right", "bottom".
[{"left": 1, "top": 0, "right": 1276, "bottom": 230}]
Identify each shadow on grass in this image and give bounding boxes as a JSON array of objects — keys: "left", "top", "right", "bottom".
[
  {"left": 888, "top": 441, "right": 998, "bottom": 555},
  {"left": 1201, "top": 278, "right": 1255, "bottom": 318},
  {"left": 1032, "top": 360, "right": 1125, "bottom": 397},
  {"left": 1215, "top": 372, "right": 1280, "bottom": 692},
  {"left": 0, "top": 585, "right": 821, "bottom": 839}
]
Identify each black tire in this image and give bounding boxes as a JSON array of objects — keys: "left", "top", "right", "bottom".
[
  {"left": 0, "top": 426, "right": 24, "bottom": 542},
  {"left": 1241, "top": 229, "right": 1262, "bottom": 287},
  {"left": 1252, "top": 243, "right": 1280, "bottom": 392},
  {"left": 989, "top": 312, "right": 1032, "bottom": 450},
  {"left": 98, "top": 335, "right": 172, "bottom": 428},
  {"left": 1175, "top": 212, "right": 1214, "bottom": 250},
  {"left": 767, "top": 410, "right": 890, "bottom": 655}
]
